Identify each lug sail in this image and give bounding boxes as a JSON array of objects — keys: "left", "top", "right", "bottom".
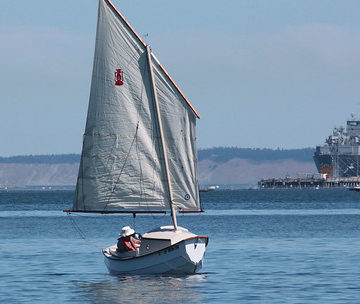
[
  {"left": 72, "top": 0, "right": 200, "bottom": 212},
  {"left": 150, "top": 55, "right": 200, "bottom": 210}
]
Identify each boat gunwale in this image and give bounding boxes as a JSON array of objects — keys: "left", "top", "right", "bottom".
[{"left": 103, "top": 236, "right": 209, "bottom": 261}]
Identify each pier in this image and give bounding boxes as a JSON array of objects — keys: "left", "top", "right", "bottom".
[{"left": 258, "top": 176, "right": 360, "bottom": 189}]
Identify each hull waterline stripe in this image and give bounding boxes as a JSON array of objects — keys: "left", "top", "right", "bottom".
[{"left": 63, "top": 209, "right": 204, "bottom": 214}]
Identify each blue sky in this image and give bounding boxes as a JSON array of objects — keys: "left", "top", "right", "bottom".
[{"left": 2, "top": 0, "right": 360, "bottom": 156}]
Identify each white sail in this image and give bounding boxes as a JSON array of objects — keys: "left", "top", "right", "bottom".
[
  {"left": 73, "top": 0, "right": 200, "bottom": 212},
  {"left": 151, "top": 55, "right": 200, "bottom": 210}
]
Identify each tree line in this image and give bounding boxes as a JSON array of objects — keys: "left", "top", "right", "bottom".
[
  {"left": 197, "top": 147, "right": 314, "bottom": 163},
  {"left": 0, "top": 154, "right": 80, "bottom": 164},
  {"left": 0, "top": 147, "right": 314, "bottom": 164}
]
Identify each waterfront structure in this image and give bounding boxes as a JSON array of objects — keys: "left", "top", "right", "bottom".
[
  {"left": 258, "top": 176, "right": 360, "bottom": 189},
  {"left": 313, "top": 114, "right": 360, "bottom": 177}
]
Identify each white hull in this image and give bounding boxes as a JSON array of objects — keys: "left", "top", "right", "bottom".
[{"left": 103, "top": 226, "right": 208, "bottom": 274}]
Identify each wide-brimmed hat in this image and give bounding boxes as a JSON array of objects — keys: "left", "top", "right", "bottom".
[{"left": 119, "top": 226, "right": 135, "bottom": 237}]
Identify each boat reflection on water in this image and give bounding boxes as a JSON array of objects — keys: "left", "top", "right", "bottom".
[{"left": 73, "top": 274, "right": 207, "bottom": 303}]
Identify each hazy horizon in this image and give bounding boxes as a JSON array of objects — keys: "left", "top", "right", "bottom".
[{"left": 0, "top": 146, "right": 316, "bottom": 159}]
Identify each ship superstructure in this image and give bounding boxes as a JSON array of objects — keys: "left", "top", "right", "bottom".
[{"left": 313, "top": 114, "right": 360, "bottom": 177}]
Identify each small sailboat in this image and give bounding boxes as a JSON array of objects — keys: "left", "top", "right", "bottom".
[{"left": 64, "top": 0, "right": 208, "bottom": 274}]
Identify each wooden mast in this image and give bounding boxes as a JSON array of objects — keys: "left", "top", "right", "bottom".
[{"left": 146, "top": 45, "right": 178, "bottom": 230}]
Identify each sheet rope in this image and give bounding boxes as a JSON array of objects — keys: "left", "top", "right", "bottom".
[{"left": 66, "top": 213, "right": 103, "bottom": 250}]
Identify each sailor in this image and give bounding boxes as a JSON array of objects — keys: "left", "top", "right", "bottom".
[{"left": 116, "top": 226, "right": 141, "bottom": 253}]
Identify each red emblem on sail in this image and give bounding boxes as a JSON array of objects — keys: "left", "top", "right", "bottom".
[{"left": 114, "top": 69, "right": 124, "bottom": 86}]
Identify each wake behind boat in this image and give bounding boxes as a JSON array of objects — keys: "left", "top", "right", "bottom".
[{"left": 64, "top": 0, "right": 208, "bottom": 274}]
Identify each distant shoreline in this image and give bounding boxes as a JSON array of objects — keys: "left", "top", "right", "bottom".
[
  {"left": 0, "top": 147, "right": 315, "bottom": 164},
  {"left": 0, "top": 185, "right": 75, "bottom": 191},
  {"left": 0, "top": 147, "right": 317, "bottom": 186}
]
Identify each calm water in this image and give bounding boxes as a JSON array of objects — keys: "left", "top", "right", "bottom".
[{"left": 2, "top": 189, "right": 360, "bottom": 303}]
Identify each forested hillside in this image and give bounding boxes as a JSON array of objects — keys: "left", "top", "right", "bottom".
[
  {"left": 0, "top": 147, "right": 317, "bottom": 186},
  {"left": 0, "top": 147, "right": 314, "bottom": 164},
  {"left": 198, "top": 147, "right": 314, "bottom": 163},
  {"left": 0, "top": 154, "right": 80, "bottom": 164}
]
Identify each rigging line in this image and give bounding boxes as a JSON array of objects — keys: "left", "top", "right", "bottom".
[
  {"left": 81, "top": 60, "right": 145, "bottom": 209},
  {"left": 198, "top": 182, "right": 203, "bottom": 211},
  {"left": 136, "top": 132, "right": 145, "bottom": 204},
  {"left": 67, "top": 213, "right": 86, "bottom": 239},
  {"left": 78, "top": 136, "right": 86, "bottom": 209},
  {"left": 103, "top": 122, "right": 140, "bottom": 209},
  {"left": 66, "top": 213, "right": 102, "bottom": 250},
  {"left": 133, "top": 213, "right": 136, "bottom": 230},
  {"left": 97, "top": 130, "right": 120, "bottom": 201}
]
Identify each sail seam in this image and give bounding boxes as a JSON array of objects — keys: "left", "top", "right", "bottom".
[{"left": 103, "top": 122, "right": 140, "bottom": 210}]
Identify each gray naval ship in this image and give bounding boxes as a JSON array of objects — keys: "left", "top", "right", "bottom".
[{"left": 314, "top": 114, "right": 360, "bottom": 177}]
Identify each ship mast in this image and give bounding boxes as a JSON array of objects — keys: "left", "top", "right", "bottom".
[{"left": 146, "top": 45, "right": 178, "bottom": 230}]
